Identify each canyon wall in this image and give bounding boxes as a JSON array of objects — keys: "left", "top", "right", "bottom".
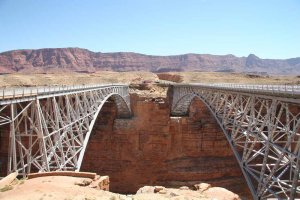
[
  {"left": 0, "top": 114, "right": 9, "bottom": 176},
  {"left": 80, "top": 93, "right": 251, "bottom": 198},
  {"left": 0, "top": 48, "right": 300, "bottom": 74}
]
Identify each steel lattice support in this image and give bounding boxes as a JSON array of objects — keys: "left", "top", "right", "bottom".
[
  {"left": 171, "top": 85, "right": 300, "bottom": 200},
  {"left": 0, "top": 85, "right": 131, "bottom": 177}
]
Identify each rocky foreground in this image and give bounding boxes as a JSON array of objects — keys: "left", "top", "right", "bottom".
[{"left": 0, "top": 172, "right": 241, "bottom": 200}]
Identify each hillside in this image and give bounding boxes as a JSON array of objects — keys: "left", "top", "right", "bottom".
[{"left": 0, "top": 48, "right": 299, "bottom": 74}]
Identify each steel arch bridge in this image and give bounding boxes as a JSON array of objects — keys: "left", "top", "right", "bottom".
[
  {"left": 0, "top": 84, "right": 131, "bottom": 177},
  {"left": 0, "top": 83, "right": 300, "bottom": 199},
  {"left": 171, "top": 84, "right": 300, "bottom": 200}
]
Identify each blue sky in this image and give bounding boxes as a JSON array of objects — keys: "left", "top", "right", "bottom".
[{"left": 0, "top": 0, "right": 299, "bottom": 58}]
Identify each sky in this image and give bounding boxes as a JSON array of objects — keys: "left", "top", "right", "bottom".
[{"left": 0, "top": 0, "right": 299, "bottom": 59}]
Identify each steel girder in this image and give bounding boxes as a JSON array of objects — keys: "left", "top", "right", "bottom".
[
  {"left": 171, "top": 85, "right": 300, "bottom": 200},
  {"left": 0, "top": 85, "right": 131, "bottom": 177}
]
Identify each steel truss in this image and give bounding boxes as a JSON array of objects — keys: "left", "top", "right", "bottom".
[
  {"left": 0, "top": 85, "right": 131, "bottom": 177},
  {"left": 171, "top": 85, "right": 300, "bottom": 200}
]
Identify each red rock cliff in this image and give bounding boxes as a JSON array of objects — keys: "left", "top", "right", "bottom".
[
  {"left": 1, "top": 48, "right": 299, "bottom": 74},
  {"left": 80, "top": 93, "right": 251, "bottom": 198}
]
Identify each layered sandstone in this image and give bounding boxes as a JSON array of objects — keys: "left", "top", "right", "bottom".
[
  {"left": 80, "top": 93, "right": 251, "bottom": 198},
  {"left": 156, "top": 73, "right": 183, "bottom": 83},
  {"left": 0, "top": 48, "right": 299, "bottom": 74}
]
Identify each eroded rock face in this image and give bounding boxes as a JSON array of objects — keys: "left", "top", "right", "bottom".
[
  {"left": 136, "top": 185, "right": 241, "bottom": 200},
  {"left": 156, "top": 73, "right": 183, "bottom": 83},
  {"left": 0, "top": 48, "right": 299, "bottom": 74},
  {"left": 81, "top": 93, "right": 251, "bottom": 198}
]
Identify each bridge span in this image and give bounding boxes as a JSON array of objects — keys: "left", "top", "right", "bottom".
[
  {"left": 0, "top": 83, "right": 299, "bottom": 200},
  {"left": 171, "top": 83, "right": 300, "bottom": 200},
  {"left": 0, "top": 84, "right": 131, "bottom": 176}
]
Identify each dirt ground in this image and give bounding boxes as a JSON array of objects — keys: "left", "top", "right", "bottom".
[
  {"left": 0, "top": 71, "right": 158, "bottom": 88},
  {"left": 162, "top": 72, "right": 300, "bottom": 84},
  {"left": 0, "top": 176, "right": 241, "bottom": 200},
  {"left": 0, "top": 71, "right": 298, "bottom": 88},
  {"left": 0, "top": 176, "right": 117, "bottom": 200}
]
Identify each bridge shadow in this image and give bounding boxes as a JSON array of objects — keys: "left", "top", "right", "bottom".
[{"left": 0, "top": 116, "right": 9, "bottom": 177}]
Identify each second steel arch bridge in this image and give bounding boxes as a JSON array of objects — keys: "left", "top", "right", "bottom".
[{"left": 170, "top": 83, "right": 300, "bottom": 200}]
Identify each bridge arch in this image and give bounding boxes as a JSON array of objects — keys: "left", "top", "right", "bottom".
[
  {"left": 76, "top": 92, "right": 131, "bottom": 170},
  {"left": 0, "top": 85, "right": 132, "bottom": 177},
  {"left": 171, "top": 93, "right": 199, "bottom": 116},
  {"left": 173, "top": 93, "right": 256, "bottom": 195},
  {"left": 171, "top": 86, "right": 300, "bottom": 200}
]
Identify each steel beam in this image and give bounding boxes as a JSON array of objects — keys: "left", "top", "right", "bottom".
[
  {"left": 0, "top": 85, "right": 131, "bottom": 177},
  {"left": 171, "top": 85, "right": 300, "bottom": 200}
]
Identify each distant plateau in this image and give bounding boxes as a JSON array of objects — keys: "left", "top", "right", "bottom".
[{"left": 0, "top": 48, "right": 299, "bottom": 75}]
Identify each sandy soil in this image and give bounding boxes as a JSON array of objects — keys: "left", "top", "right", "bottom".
[
  {"left": 0, "top": 71, "right": 159, "bottom": 88},
  {"left": 0, "top": 176, "right": 240, "bottom": 200},
  {"left": 0, "top": 176, "right": 117, "bottom": 200},
  {"left": 162, "top": 72, "right": 300, "bottom": 84},
  {"left": 0, "top": 71, "right": 298, "bottom": 88}
]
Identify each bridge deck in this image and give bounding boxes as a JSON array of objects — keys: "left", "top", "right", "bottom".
[
  {"left": 0, "top": 84, "right": 128, "bottom": 105},
  {"left": 171, "top": 83, "right": 300, "bottom": 199},
  {"left": 174, "top": 83, "right": 300, "bottom": 99}
]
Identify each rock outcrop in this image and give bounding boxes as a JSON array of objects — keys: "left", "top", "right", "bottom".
[
  {"left": 0, "top": 48, "right": 299, "bottom": 74},
  {"left": 135, "top": 185, "right": 241, "bottom": 200},
  {"left": 156, "top": 73, "right": 183, "bottom": 83},
  {"left": 0, "top": 173, "right": 241, "bottom": 200}
]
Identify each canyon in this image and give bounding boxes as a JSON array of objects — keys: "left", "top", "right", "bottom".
[
  {"left": 80, "top": 90, "right": 251, "bottom": 198},
  {"left": 0, "top": 48, "right": 299, "bottom": 75},
  {"left": 0, "top": 85, "right": 251, "bottom": 199}
]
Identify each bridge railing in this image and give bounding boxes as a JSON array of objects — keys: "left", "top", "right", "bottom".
[
  {"left": 187, "top": 83, "right": 300, "bottom": 96},
  {"left": 0, "top": 83, "right": 127, "bottom": 100}
]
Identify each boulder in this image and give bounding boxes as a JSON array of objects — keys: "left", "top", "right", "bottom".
[
  {"left": 154, "top": 186, "right": 166, "bottom": 193},
  {"left": 194, "top": 183, "right": 211, "bottom": 192},
  {"left": 0, "top": 172, "right": 18, "bottom": 189},
  {"left": 136, "top": 186, "right": 155, "bottom": 194},
  {"left": 74, "top": 178, "right": 92, "bottom": 186},
  {"left": 203, "top": 187, "right": 241, "bottom": 200},
  {"left": 158, "top": 189, "right": 167, "bottom": 194},
  {"left": 179, "top": 186, "right": 189, "bottom": 190}
]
